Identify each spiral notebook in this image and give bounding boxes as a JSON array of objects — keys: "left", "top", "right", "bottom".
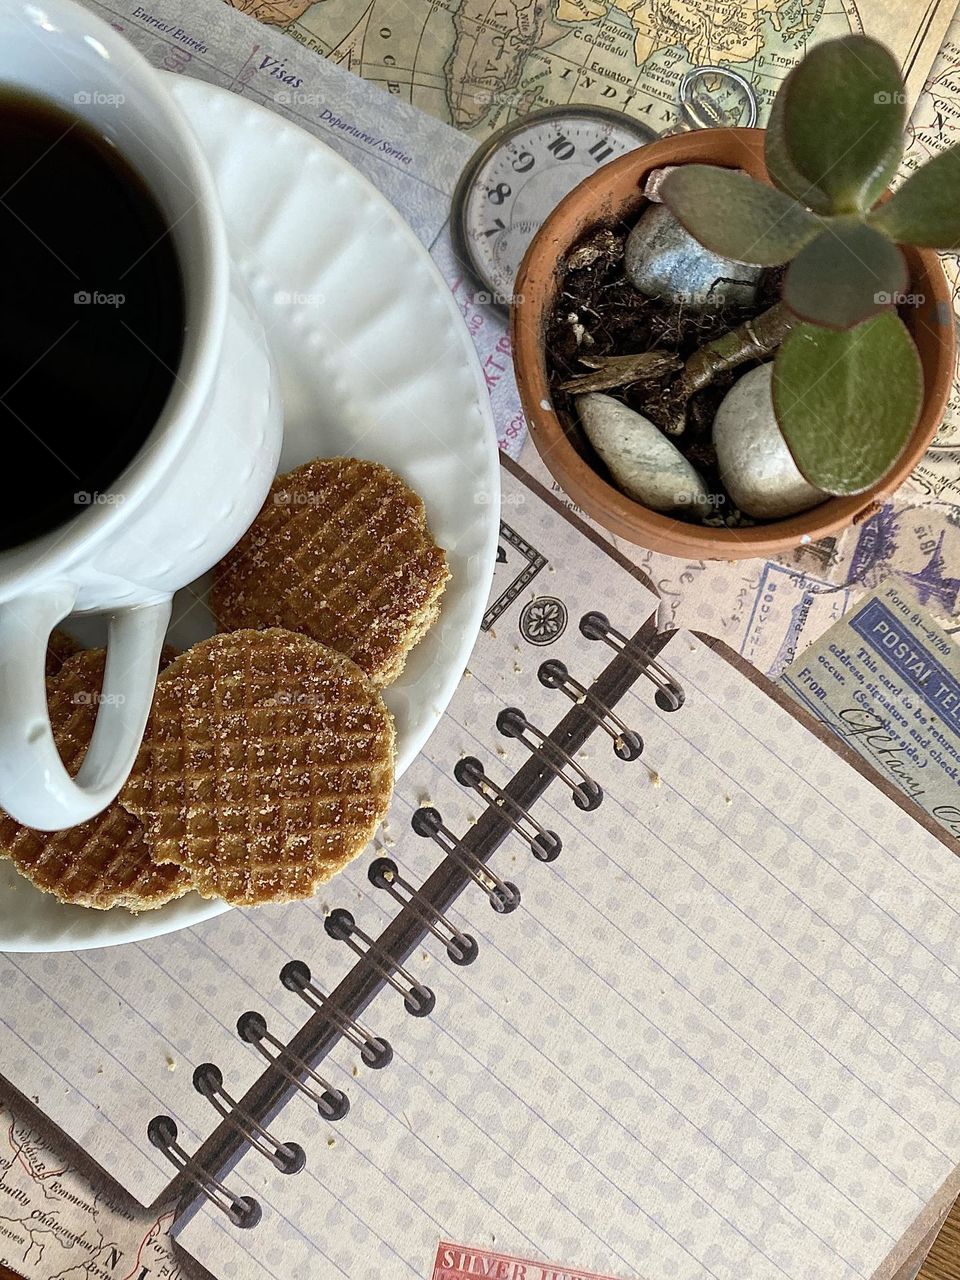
[{"left": 4, "top": 455, "right": 960, "bottom": 1280}]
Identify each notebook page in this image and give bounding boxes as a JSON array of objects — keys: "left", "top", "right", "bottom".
[
  {"left": 0, "top": 462, "right": 658, "bottom": 1206},
  {"left": 176, "top": 629, "right": 960, "bottom": 1280}
]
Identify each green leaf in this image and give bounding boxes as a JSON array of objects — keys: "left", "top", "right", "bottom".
[
  {"left": 765, "top": 35, "right": 905, "bottom": 214},
  {"left": 782, "top": 222, "right": 908, "bottom": 329},
  {"left": 868, "top": 144, "right": 960, "bottom": 246},
  {"left": 659, "top": 165, "right": 822, "bottom": 265},
  {"left": 765, "top": 93, "right": 833, "bottom": 214},
  {"left": 772, "top": 311, "right": 923, "bottom": 494}
]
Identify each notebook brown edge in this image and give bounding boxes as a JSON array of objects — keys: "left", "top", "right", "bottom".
[
  {"left": 886, "top": 1178, "right": 957, "bottom": 1280},
  {"left": 695, "top": 633, "right": 960, "bottom": 1280}
]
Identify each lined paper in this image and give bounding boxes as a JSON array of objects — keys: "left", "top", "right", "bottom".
[{"left": 174, "top": 625, "right": 960, "bottom": 1280}]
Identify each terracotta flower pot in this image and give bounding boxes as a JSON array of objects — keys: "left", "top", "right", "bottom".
[{"left": 510, "top": 127, "right": 956, "bottom": 561}]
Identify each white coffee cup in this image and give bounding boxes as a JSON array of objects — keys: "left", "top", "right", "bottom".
[{"left": 0, "top": 0, "right": 283, "bottom": 829}]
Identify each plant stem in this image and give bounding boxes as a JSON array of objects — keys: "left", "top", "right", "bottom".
[
  {"left": 558, "top": 349, "right": 681, "bottom": 394},
  {"left": 681, "top": 300, "right": 795, "bottom": 395},
  {"left": 654, "top": 301, "right": 797, "bottom": 434}
]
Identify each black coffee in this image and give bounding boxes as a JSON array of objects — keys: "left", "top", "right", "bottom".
[{"left": 0, "top": 89, "right": 185, "bottom": 550}]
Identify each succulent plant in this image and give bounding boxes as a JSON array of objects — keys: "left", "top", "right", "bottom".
[{"left": 659, "top": 35, "right": 960, "bottom": 497}]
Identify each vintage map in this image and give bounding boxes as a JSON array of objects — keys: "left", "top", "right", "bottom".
[
  {"left": 0, "top": 1090, "right": 185, "bottom": 1280},
  {"left": 904, "top": 25, "right": 960, "bottom": 468},
  {"left": 223, "top": 0, "right": 949, "bottom": 139}
]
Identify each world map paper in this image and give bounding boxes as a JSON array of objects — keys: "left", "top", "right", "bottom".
[
  {"left": 222, "top": 0, "right": 955, "bottom": 137},
  {"left": 0, "top": 1090, "right": 185, "bottom": 1280}
]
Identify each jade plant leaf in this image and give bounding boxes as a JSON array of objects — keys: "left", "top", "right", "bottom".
[
  {"left": 765, "top": 35, "right": 905, "bottom": 214},
  {"left": 782, "top": 222, "right": 908, "bottom": 329},
  {"left": 868, "top": 144, "right": 960, "bottom": 246},
  {"left": 660, "top": 165, "right": 822, "bottom": 265},
  {"left": 764, "top": 95, "right": 832, "bottom": 215},
  {"left": 772, "top": 311, "right": 923, "bottom": 495}
]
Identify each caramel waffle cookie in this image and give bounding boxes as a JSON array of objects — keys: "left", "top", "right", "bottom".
[
  {"left": 0, "top": 649, "right": 192, "bottom": 911},
  {"left": 120, "top": 629, "right": 396, "bottom": 906},
  {"left": 45, "top": 627, "right": 82, "bottom": 677},
  {"left": 210, "top": 457, "right": 450, "bottom": 685}
]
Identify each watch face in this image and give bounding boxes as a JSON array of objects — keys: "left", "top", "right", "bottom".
[{"left": 454, "top": 108, "right": 658, "bottom": 306}]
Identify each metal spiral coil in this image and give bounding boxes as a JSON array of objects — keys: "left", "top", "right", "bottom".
[
  {"left": 368, "top": 858, "right": 479, "bottom": 965},
  {"left": 411, "top": 806, "right": 521, "bottom": 912},
  {"left": 192, "top": 1064, "right": 305, "bottom": 1174},
  {"left": 147, "top": 1115, "right": 261, "bottom": 1227},
  {"left": 236, "top": 1011, "right": 350, "bottom": 1121},
  {"left": 537, "top": 659, "right": 643, "bottom": 761},
  {"left": 580, "top": 611, "right": 685, "bottom": 711},
  {"left": 324, "top": 908, "right": 436, "bottom": 1016},
  {"left": 280, "top": 960, "right": 393, "bottom": 1068},
  {"left": 496, "top": 707, "right": 603, "bottom": 810},
  {"left": 453, "top": 756, "right": 561, "bottom": 861}
]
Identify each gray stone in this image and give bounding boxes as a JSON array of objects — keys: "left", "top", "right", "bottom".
[
  {"left": 713, "top": 363, "right": 828, "bottom": 520},
  {"left": 624, "top": 203, "right": 761, "bottom": 310},
  {"left": 577, "top": 393, "right": 710, "bottom": 515}
]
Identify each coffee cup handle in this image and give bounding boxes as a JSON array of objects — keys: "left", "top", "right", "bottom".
[{"left": 0, "top": 585, "right": 172, "bottom": 830}]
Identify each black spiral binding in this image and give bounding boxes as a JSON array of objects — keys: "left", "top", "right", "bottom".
[
  {"left": 580, "top": 611, "right": 685, "bottom": 710},
  {"left": 237, "top": 1012, "right": 350, "bottom": 1121},
  {"left": 148, "top": 1116, "right": 262, "bottom": 1228},
  {"left": 280, "top": 960, "right": 393, "bottom": 1068},
  {"left": 369, "top": 858, "right": 479, "bottom": 965},
  {"left": 453, "top": 757, "right": 561, "bottom": 862},
  {"left": 412, "top": 806, "right": 521, "bottom": 912},
  {"left": 193, "top": 1064, "right": 306, "bottom": 1174},
  {"left": 538, "top": 659, "right": 644, "bottom": 761},
  {"left": 324, "top": 908, "right": 436, "bottom": 1016},
  {"left": 496, "top": 707, "right": 603, "bottom": 810},
  {"left": 148, "top": 604, "right": 685, "bottom": 1227}
]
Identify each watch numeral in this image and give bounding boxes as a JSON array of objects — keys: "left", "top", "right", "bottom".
[
  {"left": 589, "top": 140, "right": 614, "bottom": 163},
  {"left": 481, "top": 217, "right": 506, "bottom": 237},
  {"left": 511, "top": 150, "right": 535, "bottom": 173},
  {"left": 546, "top": 134, "right": 576, "bottom": 160},
  {"left": 488, "top": 182, "right": 512, "bottom": 204}
]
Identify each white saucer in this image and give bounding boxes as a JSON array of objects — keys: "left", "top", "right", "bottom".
[{"left": 0, "top": 77, "right": 498, "bottom": 952}]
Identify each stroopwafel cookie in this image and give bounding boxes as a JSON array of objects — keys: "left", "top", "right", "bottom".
[
  {"left": 0, "top": 649, "right": 192, "bottom": 911},
  {"left": 45, "top": 627, "right": 82, "bottom": 677},
  {"left": 120, "top": 628, "right": 396, "bottom": 906},
  {"left": 210, "top": 457, "right": 450, "bottom": 685}
]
